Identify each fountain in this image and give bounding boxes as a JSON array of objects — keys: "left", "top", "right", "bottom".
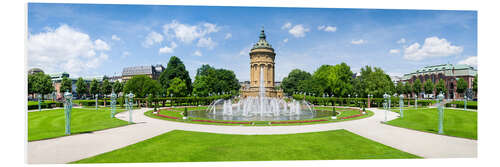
[
  {"left": 204, "top": 66, "right": 316, "bottom": 121},
  {"left": 195, "top": 28, "right": 319, "bottom": 121}
]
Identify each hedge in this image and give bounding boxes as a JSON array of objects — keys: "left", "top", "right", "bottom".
[
  {"left": 291, "top": 95, "right": 436, "bottom": 107},
  {"left": 27, "top": 100, "right": 63, "bottom": 110},
  {"left": 445, "top": 101, "right": 477, "bottom": 109}
]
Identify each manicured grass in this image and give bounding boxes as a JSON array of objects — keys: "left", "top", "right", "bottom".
[
  {"left": 145, "top": 106, "right": 373, "bottom": 126},
  {"left": 73, "top": 129, "right": 419, "bottom": 163},
  {"left": 386, "top": 108, "right": 477, "bottom": 139},
  {"left": 28, "top": 108, "right": 129, "bottom": 141}
]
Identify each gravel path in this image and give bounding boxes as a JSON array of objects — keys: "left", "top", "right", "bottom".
[{"left": 27, "top": 107, "right": 477, "bottom": 163}]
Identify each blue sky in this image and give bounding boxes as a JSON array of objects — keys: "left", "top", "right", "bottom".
[{"left": 27, "top": 3, "right": 477, "bottom": 81}]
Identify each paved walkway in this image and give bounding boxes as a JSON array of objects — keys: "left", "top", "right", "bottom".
[{"left": 27, "top": 107, "right": 477, "bottom": 164}]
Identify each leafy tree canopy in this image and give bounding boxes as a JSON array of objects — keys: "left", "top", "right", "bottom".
[
  {"left": 167, "top": 77, "right": 188, "bottom": 97},
  {"left": 159, "top": 56, "right": 192, "bottom": 95},
  {"left": 75, "top": 77, "right": 88, "bottom": 98},
  {"left": 281, "top": 69, "right": 312, "bottom": 95},
  {"left": 123, "top": 75, "right": 161, "bottom": 98},
  {"left": 60, "top": 77, "right": 72, "bottom": 93},
  {"left": 423, "top": 79, "right": 435, "bottom": 95},
  {"left": 192, "top": 64, "right": 240, "bottom": 96},
  {"left": 456, "top": 78, "right": 468, "bottom": 94}
]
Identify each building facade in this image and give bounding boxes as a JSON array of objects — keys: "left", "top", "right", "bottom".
[
  {"left": 121, "top": 64, "right": 165, "bottom": 82},
  {"left": 241, "top": 28, "right": 283, "bottom": 98},
  {"left": 401, "top": 64, "right": 477, "bottom": 99}
]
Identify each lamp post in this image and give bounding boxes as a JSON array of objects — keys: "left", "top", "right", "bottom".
[
  {"left": 95, "top": 93, "right": 99, "bottom": 111},
  {"left": 367, "top": 94, "right": 372, "bottom": 108},
  {"left": 110, "top": 91, "right": 117, "bottom": 118},
  {"left": 388, "top": 94, "right": 391, "bottom": 110},
  {"left": 383, "top": 93, "right": 388, "bottom": 122},
  {"left": 64, "top": 91, "right": 72, "bottom": 135},
  {"left": 399, "top": 94, "right": 404, "bottom": 118},
  {"left": 128, "top": 92, "right": 134, "bottom": 123},
  {"left": 464, "top": 95, "right": 467, "bottom": 111},
  {"left": 414, "top": 94, "right": 417, "bottom": 108},
  {"left": 437, "top": 92, "right": 445, "bottom": 134},
  {"left": 37, "top": 94, "right": 42, "bottom": 112},
  {"left": 348, "top": 94, "right": 351, "bottom": 106}
]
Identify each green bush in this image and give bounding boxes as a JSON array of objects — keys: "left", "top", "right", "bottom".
[
  {"left": 445, "top": 101, "right": 477, "bottom": 109},
  {"left": 27, "top": 100, "right": 63, "bottom": 110}
]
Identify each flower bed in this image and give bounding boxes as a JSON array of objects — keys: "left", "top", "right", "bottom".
[
  {"left": 338, "top": 110, "right": 365, "bottom": 120},
  {"left": 156, "top": 114, "right": 179, "bottom": 120},
  {"left": 270, "top": 119, "right": 329, "bottom": 124},
  {"left": 191, "top": 119, "right": 251, "bottom": 124}
]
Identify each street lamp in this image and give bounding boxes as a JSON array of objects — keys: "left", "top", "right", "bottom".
[
  {"left": 64, "top": 91, "right": 73, "bottom": 135},
  {"left": 110, "top": 91, "right": 117, "bottom": 118},
  {"left": 388, "top": 94, "right": 392, "bottom": 110},
  {"left": 464, "top": 95, "right": 468, "bottom": 111},
  {"left": 37, "top": 94, "right": 42, "bottom": 112},
  {"left": 414, "top": 94, "right": 418, "bottom": 109},
  {"left": 437, "top": 92, "right": 445, "bottom": 134},
  {"left": 95, "top": 93, "right": 99, "bottom": 111},
  {"left": 399, "top": 94, "right": 404, "bottom": 118},
  {"left": 383, "top": 93, "right": 388, "bottom": 122},
  {"left": 127, "top": 92, "right": 134, "bottom": 123}
]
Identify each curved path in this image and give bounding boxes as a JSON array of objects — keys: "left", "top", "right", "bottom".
[{"left": 27, "top": 107, "right": 477, "bottom": 163}]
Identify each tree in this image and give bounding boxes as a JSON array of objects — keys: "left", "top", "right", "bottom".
[
  {"left": 396, "top": 82, "right": 405, "bottom": 95},
  {"left": 75, "top": 77, "right": 88, "bottom": 98},
  {"left": 60, "top": 76, "right": 72, "bottom": 93},
  {"left": 123, "top": 75, "right": 161, "bottom": 98},
  {"left": 113, "top": 81, "right": 123, "bottom": 94},
  {"left": 311, "top": 63, "right": 353, "bottom": 97},
  {"left": 159, "top": 56, "right": 192, "bottom": 95},
  {"left": 413, "top": 78, "right": 422, "bottom": 98},
  {"left": 192, "top": 65, "right": 240, "bottom": 96},
  {"left": 456, "top": 78, "right": 468, "bottom": 98},
  {"left": 404, "top": 82, "right": 412, "bottom": 97},
  {"left": 32, "top": 73, "right": 54, "bottom": 100},
  {"left": 89, "top": 79, "right": 100, "bottom": 96},
  {"left": 100, "top": 79, "right": 112, "bottom": 95},
  {"left": 435, "top": 79, "right": 447, "bottom": 95},
  {"left": 167, "top": 77, "right": 188, "bottom": 97},
  {"left": 356, "top": 66, "right": 394, "bottom": 98},
  {"left": 281, "top": 69, "right": 312, "bottom": 95},
  {"left": 423, "top": 79, "right": 435, "bottom": 96}
]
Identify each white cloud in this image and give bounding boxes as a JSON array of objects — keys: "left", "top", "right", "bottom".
[
  {"left": 239, "top": 45, "right": 253, "bottom": 56},
  {"left": 324, "top": 26, "right": 337, "bottom": 32},
  {"left": 389, "top": 49, "right": 400, "bottom": 54},
  {"left": 94, "top": 39, "right": 110, "bottom": 51},
  {"left": 163, "top": 20, "right": 219, "bottom": 44},
  {"left": 121, "top": 51, "right": 130, "bottom": 58},
  {"left": 197, "top": 37, "right": 217, "bottom": 49},
  {"left": 159, "top": 42, "right": 178, "bottom": 54},
  {"left": 351, "top": 39, "right": 367, "bottom": 45},
  {"left": 142, "top": 31, "right": 163, "bottom": 47},
  {"left": 224, "top": 33, "right": 232, "bottom": 39},
  {"left": 111, "top": 34, "right": 120, "bottom": 41},
  {"left": 318, "top": 25, "right": 337, "bottom": 32},
  {"left": 281, "top": 22, "right": 292, "bottom": 30},
  {"left": 283, "top": 38, "right": 289, "bottom": 43},
  {"left": 194, "top": 50, "right": 202, "bottom": 57},
  {"left": 27, "top": 24, "right": 110, "bottom": 76},
  {"left": 288, "top": 24, "right": 310, "bottom": 38},
  {"left": 403, "top": 36, "right": 463, "bottom": 61},
  {"left": 397, "top": 38, "right": 406, "bottom": 44},
  {"left": 458, "top": 56, "right": 477, "bottom": 67}
]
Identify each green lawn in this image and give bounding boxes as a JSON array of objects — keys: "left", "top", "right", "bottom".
[
  {"left": 386, "top": 108, "right": 477, "bottom": 139},
  {"left": 73, "top": 129, "right": 419, "bottom": 163},
  {"left": 28, "top": 108, "right": 129, "bottom": 141}
]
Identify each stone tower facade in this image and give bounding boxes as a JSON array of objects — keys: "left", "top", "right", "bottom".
[{"left": 241, "top": 28, "right": 283, "bottom": 98}]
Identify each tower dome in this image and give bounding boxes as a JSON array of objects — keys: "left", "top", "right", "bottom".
[{"left": 251, "top": 28, "right": 274, "bottom": 51}]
